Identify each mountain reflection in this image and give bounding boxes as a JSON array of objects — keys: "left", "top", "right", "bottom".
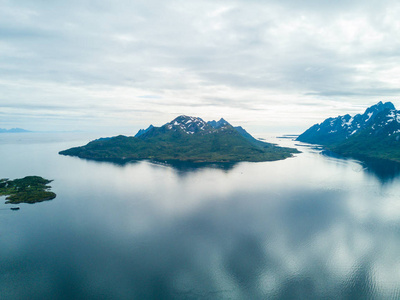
[
  {"left": 321, "top": 150, "right": 400, "bottom": 183},
  {"left": 149, "top": 160, "right": 239, "bottom": 173},
  {"left": 73, "top": 156, "right": 239, "bottom": 172},
  {"left": 361, "top": 158, "right": 400, "bottom": 183}
]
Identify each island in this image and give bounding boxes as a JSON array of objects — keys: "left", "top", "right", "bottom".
[
  {"left": 0, "top": 128, "right": 31, "bottom": 133},
  {"left": 59, "top": 115, "right": 299, "bottom": 163},
  {"left": 297, "top": 101, "right": 400, "bottom": 162},
  {"left": 0, "top": 176, "right": 56, "bottom": 204}
]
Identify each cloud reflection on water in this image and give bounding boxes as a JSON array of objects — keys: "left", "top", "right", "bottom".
[{"left": 2, "top": 139, "right": 400, "bottom": 298}]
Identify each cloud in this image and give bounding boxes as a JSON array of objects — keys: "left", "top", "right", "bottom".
[{"left": 1, "top": 0, "right": 399, "bottom": 131}]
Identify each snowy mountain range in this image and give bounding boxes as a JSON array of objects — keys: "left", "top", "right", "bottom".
[
  {"left": 136, "top": 116, "right": 256, "bottom": 141},
  {"left": 135, "top": 115, "right": 216, "bottom": 138},
  {"left": 297, "top": 101, "right": 400, "bottom": 162}
]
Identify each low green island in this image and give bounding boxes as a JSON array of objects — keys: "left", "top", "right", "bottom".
[{"left": 0, "top": 176, "right": 56, "bottom": 204}]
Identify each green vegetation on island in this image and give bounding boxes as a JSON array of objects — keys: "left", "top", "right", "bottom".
[
  {"left": 60, "top": 116, "right": 300, "bottom": 163},
  {"left": 327, "top": 131, "right": 400, "bottom": 163},
  {"left": 0, "top": 176, "right": 56, "bottom": 204}
]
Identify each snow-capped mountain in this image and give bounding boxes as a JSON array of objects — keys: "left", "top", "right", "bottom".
[
  {"left": 360, "top": 107, "right": 400, "bottom": 138},
  {"left": 135, "top": 115, "right": 263, "bottom": 146},
  {"left": 297, "top": 101, "right": 400, "bottom": 162},
  {"left": 164, "top": 115, "right": 210, "bottom": 134},
  {"left": 135, "top": 115, "right": 233, "bottom": 138},
  {"left": 297, "top": 101, "right": 396, "bottom": 145}
]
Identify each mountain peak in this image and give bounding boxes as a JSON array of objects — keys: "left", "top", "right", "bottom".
[
  {"left": 207, "top": 118, "right": 230, "bottom": 129},
  {"left": 165, "top": 115, "right": 208, "bottom": 134},
  {"left": 134, "top": 125, "right": 154, "bottom": 137},
  {"left": 364, "top": 101, "right": 395, "bottom": 115},
  {"left": 171, "top": 115, "right": 205, "bottom": 123}
]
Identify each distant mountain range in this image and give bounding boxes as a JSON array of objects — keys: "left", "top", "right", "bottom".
[
  {"left": 60, "top": 115, "right": 299, "bottom": 163},
  {"left": 297, "top": 101, "right": 400, "bottom": 162},
  {"left": 0, "top": 128, "right": 30, "bottom": 133}
]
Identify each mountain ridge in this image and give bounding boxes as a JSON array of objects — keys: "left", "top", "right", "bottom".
[
  {"left": 0, "top": 128, "right": 31, "bottom": 133},
  {"left": 297, "top": 101, "right": 400, "bottom": 162},
  {"left": 135, "top": 115, "right": 266, "bottom": 147}
]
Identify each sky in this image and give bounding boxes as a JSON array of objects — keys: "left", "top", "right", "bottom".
[{"left": 1, "top": 0, "right": 399, "bottom": 134}]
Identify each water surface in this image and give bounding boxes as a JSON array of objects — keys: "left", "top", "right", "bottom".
[{"left": 1, "top": 133, "right": 400, "bottom": 299}]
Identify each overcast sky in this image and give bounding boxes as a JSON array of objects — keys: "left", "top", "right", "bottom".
[{"left": 1, "top": 0, "right": 399, "bottom": 133}]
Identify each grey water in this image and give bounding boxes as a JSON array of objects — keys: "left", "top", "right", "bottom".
[{"left": 2, "top": 132, "right": 400, "bottom": 299}]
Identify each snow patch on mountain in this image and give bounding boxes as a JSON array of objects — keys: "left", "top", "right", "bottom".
[
  {"left": 365, "top": 112, "right": 373, "bottom": 122},
  {"left": 164, "top": 115, "right": 209, "bottom": 134}
]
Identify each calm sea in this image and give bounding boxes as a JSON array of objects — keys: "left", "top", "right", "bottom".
[{"left": 1, "top": 132, "right": 400, "bottom": 299}]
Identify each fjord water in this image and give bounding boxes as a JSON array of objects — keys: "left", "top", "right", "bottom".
[{"left": 2, "top": 133, "right": 400, "bottom": 299}]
